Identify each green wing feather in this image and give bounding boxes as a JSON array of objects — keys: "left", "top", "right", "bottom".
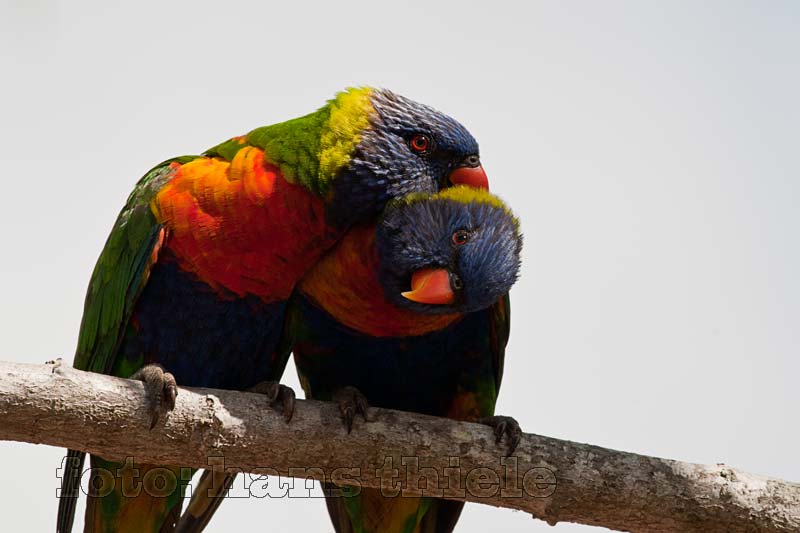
[
  {"left": 73, "top": 156, "right": 197, "bottom": 375},
  {"left": 489, "top": 293, "right": 512, "bottom": 394},
  {"left": 58, "top": 156, "right": 199, "bottom": 533}
]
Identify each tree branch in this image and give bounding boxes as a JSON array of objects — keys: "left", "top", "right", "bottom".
[{"left": 0, "top": 360, "right": 797, "bottom": 532}]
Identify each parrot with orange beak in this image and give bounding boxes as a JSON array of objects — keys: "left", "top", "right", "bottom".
[{"left": 293, "top": 186, "right": 522, "bottom": 533}]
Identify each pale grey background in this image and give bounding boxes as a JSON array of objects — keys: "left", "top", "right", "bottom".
[{"left": 1, "top": 1, "right": 797, "bottom": 531}]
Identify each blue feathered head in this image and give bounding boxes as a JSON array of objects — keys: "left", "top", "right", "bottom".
[
  {"left": 327, "top": 88, "right": 489, "bottom": 226},
  {"left": 376, "top": 186, "right": 522, "bottom": 314}
]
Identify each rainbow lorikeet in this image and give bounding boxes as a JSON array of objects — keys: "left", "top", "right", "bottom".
[
  {"left": 292, "top": 186, "right": 523, "bottom": 533},
  {"left": 177, "top": 187, "right": 522, "bottom": 532},
  {"left": 56, "top": 88, "right": 490, "bottom": 533}
]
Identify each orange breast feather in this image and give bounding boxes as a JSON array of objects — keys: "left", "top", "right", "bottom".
[{"left": 152, "top": 147, "right": 339, "bottom": 300}]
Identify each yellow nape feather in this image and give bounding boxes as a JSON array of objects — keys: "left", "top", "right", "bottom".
[
  {"left": 318, "top": 87, "right": 375, "bottom": 188},
  {"left": 402, "top": 185, "right": 518, "bottom": 225}
]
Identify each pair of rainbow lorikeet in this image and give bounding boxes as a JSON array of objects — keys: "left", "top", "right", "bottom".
[{"left": 56, "top": 87, "right": 524, "bottom": 533}]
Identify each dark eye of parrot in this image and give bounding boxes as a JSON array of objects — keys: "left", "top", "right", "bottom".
[
  {"left": 409, "top": 134, "right": 431, "bottom": 154},
  {"left": 452, "top": 229, "right": 470, "bottom": 246}
]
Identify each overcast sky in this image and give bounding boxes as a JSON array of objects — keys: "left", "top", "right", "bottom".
[{"left": 1, "top": 1, "right": 797, "bottom": 531}]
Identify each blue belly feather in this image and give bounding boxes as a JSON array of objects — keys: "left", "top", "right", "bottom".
[{"left": 115, "top": 258, "right": 288, "bottom": 389}]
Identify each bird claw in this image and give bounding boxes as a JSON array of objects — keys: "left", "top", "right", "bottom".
[
  {"left": 478, "top": 415, "right": 522, "bottom": 455},
  {"left": 333, "top": 386, "right": 369, "bottom": 433},
  {"left": 130, "top": 364, "right": 178, "bottom": 429},
  {"left": 248, "top": 381, "right": 296, "bottom": 423}
]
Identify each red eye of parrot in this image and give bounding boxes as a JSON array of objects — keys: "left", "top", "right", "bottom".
[
  {"left": 452, "top": 229, "right": 470, "bottom": 246},
  {"left": 409, "top": 134, "right": 430, "bottom": 153}
]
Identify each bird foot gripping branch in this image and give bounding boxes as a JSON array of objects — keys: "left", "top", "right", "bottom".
[
  {"left": 130, "top": 364, "right": 178, "bottom": 429},
  {"left": 248, "top": 380, "right": 296, "bottom": 423}
]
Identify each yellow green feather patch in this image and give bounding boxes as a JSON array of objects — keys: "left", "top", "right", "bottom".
[
  {"left": 401, "top": 186, "right": 519, "bottom": 227},
  {"left": 318, "top": 87, "right": 375, "bottom": 190}
]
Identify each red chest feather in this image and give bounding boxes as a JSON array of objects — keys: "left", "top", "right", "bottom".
[{"left": 152, "top": 147, "right": 339, "bottom": 301}]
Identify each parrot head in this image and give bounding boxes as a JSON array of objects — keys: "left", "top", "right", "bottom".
[
  {"left": 375, "top": 186, "right": 522, "bottom": 314},
  {"left": 325, "top": 88, "right": 489, "bottom": 226}
]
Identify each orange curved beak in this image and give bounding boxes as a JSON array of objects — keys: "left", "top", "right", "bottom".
[
  {"left": 449, "top": 165, "right": 489, "bottom": 190},
  {"left": 401, "top": 268, "right": 455, "bottom": 305}
]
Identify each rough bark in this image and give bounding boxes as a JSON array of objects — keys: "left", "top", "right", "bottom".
[{"left": 0, "top": 360, "right": 797, "bottom": 532}]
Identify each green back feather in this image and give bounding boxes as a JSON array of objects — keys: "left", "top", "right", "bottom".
[{"left": 207, "top": 87, "right": 374, "bottom": 196}]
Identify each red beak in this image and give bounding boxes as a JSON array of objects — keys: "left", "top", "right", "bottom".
[
  {"left": 448, "top": 164, "right": 489, "bottom": 190},
  {"left": 401, "top": 268, "right": 455, "bottom": 305}
]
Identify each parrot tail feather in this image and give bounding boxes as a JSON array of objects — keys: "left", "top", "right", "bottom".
[
  {"left": 323, "top": 484, "right": 356, "bottom": 533},
  {"left": 174, "top": 471, "right": 237, "bottom": 533},
  {"left": 56, "top": 449, "right": 85, "bottom": 533}
]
